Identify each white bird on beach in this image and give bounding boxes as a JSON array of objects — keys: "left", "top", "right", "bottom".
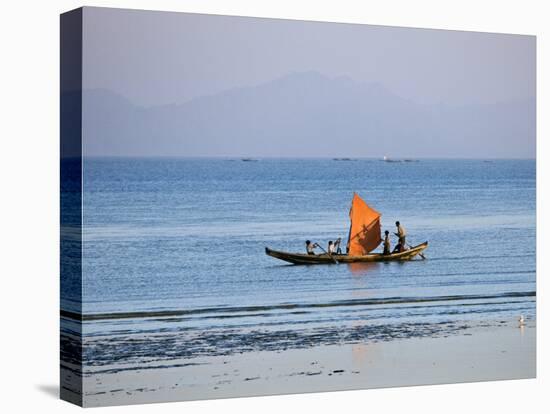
[{"left": 518, "top": 315, "right": 525, "bottom": 327}]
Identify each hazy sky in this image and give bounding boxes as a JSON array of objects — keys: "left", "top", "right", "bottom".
[
  {"left": 82, "top": 7, "right": 535, "bottom": 107},
  {"left": 79, "top": 7, "right": 535, "bottom": 158}
]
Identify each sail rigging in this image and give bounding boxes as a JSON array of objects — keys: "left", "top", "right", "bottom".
[{"left": 346, "top": 193, "right": 382, "bottom": 255}]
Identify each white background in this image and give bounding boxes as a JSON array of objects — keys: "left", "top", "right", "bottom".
[{"left": 0, "top": 0, "right": 547, "bottom": 412}]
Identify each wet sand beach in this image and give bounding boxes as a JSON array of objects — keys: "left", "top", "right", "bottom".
[{"left": 76, "top": 321, "right": 535, "bottom": 407}]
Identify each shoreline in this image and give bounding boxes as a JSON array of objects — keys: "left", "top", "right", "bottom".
[{"left": 78, "top": 320, "right": 536, "bottom": 407}]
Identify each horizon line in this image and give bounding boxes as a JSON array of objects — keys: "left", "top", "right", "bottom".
[{"left": 72, "top": 155, "right": 536, "bottom": 161}]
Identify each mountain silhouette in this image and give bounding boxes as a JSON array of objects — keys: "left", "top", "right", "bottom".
[{"left": 81, "top": 71, "right": 535, "bottom": 158}]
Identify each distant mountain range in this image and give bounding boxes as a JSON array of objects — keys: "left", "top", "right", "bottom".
[{"left": 81, "top": 71, "right": 535, "bottom": 158}]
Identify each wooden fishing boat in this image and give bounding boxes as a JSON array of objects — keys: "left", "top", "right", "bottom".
[
  {"left": 265, "top": 242, "right": 428, "bottom": 265},
  {"left": 265, "top": 192, "right": 428, "bottom": 265}
]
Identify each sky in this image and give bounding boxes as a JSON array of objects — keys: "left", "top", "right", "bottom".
[
  {"left": 82, "top": 7, "right": 535, "bottom": 107},
  {"left": 80, "top": 7, "right": 536, "bottom": 158}
]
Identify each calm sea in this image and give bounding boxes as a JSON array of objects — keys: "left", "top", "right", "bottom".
[{"left": 62, "top": 158, "right": 536, "bottom": 373}]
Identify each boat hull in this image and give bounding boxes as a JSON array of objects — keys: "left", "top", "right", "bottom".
[{"left": 265, "top": 242, "right": 428, "bottom": 265}]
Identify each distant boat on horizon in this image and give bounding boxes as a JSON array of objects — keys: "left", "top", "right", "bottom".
[{"left": 382, "top": 155, "right": 418, "bottom": 163}]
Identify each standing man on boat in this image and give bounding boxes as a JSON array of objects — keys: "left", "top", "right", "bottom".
[
  {"left": 383, "top": 230, "right": 391, "bottom": 255},
  {"left": 305, "top": 240, "right": 319, "bottom": 255},
  {"left": 394, "top": 221, "right": 407, "bottom": 252},
  {"left": 333, "top": 238, "right": 343, "bottom": 254}
]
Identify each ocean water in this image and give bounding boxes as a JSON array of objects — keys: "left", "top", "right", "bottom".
[{"left": 62, "top": 158, "right": 535, "bottom": 373}]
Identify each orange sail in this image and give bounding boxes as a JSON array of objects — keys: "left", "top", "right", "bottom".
[{"left": 346, "top": 193, "right": 382, "bottom": 255}]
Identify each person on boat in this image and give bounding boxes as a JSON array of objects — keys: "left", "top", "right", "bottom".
[
  {"left": 305, "top": 240, "right": 319, "bottom": 255},
  {"left": 392, "top": 242, "right": 403, "bottom": 254},
  {"left": 333, "top": 238, "right": 343, "bottom": 254},
  {"left": 394, "top": 221, "right": 407, "bottom": 252},
  {"left": 383, "top": 230, "right": 391, "bottom": 255},
  {"left": 328, "top": 241, "right": 335, "bottom": 254}
]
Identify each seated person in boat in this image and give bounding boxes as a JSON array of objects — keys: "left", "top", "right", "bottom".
[
  {"left": 392, "top": 241, "right": 403, "bottom": 253},
  {"left": 394, "top": 221, "right": 407, "bottom": 252},
  {"left": 305, "top": 240, "right": 319, "bottom": 255},
  {"left": 383, "top": 230, "right": 391, "bottom": 255},
  {"left": 333, "top": 238, "right": 343, "bottom": 254}
]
